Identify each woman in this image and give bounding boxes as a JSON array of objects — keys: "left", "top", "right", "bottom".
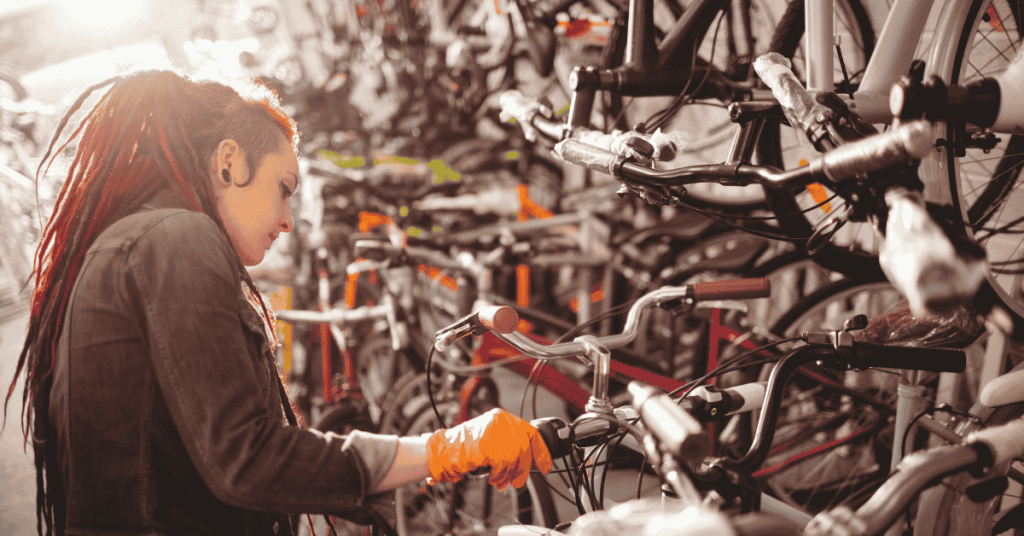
[{"left": 5, "top": 70, "right": 550, "bottom": 536}]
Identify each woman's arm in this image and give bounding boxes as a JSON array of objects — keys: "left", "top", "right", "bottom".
[{"left": 373, "top": 435, "right": 431, "bottom": 492}]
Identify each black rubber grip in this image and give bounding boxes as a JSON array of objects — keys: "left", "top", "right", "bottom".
[
  {"left": 816, "top": 120, "right": 933, "bottom": 182},
  {"left": 693, "top": 278, "right": 771, "bottom": 301},
  {"left": 851, "top": 342, "right": 966, "bottom": 373},
  {"left": 531, "top": 417, "right": 569, "bottom": 459}
]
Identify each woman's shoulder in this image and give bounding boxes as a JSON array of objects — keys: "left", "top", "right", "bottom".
[
  {"left": 91, "top": 208, "right": 236, "bottom": 278},
  {"left": 99, "top": 208, "right": 227, "bottom": 252},
  {"left": 115, "top": 208, "right": 241, "bottom": 283}
]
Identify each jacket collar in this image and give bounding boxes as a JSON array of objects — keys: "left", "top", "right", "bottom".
[{"left": 141, "top": 187, "right": 201, "bottom": 213}]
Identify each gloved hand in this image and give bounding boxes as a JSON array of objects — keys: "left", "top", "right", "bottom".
[{"left": 427, "top": 408, "right": 553, "bottom": 491}]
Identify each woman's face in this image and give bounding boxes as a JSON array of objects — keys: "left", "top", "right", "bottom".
[{"left": 214, "top": 138, "right": 298, "bottom": 266}]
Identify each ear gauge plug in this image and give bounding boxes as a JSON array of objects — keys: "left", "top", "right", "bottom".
[{"left": 221, "top": 169, "right": 231, "bottom": 184}]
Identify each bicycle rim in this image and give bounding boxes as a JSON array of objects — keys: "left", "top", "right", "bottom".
[
  {"left": 924, "top": 0, "right": 1024, "bottom": 321},
  {"left": 393, "top": 401, "right": 558, "bottom": 535}
]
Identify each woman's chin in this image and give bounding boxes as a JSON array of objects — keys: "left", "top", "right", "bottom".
[{"left": 241, "top": 250, "right": 264, "bottom": 267}]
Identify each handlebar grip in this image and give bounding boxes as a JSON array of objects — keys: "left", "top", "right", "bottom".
[
  {"left": 531, "top": 417, "right": 569, "bottom": 459},
  {"left": 814, "top": 120, "right": 933, "bottom": 182},
  {"left": 850, "top": 342, "right": 966, "bottom": 373},
  {"left": 554, "top": 139, "right": 626, "bottom": 176},
  {"left": 880, "top": 187, "right": 985, "bottom": 316},
  {"left": 693, "top": 278, "right": 771, "bottom": 301},
  {"left": 478, "top": 306, "right": 519, "bottom": 334}
]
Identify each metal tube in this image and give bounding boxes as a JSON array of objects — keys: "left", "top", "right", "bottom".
[
  {"left": 855, "top": 0, "right": 935, "bottom": 122},
  {"left": 890, "top": 382, "right": 930, "bottom": 470},
  {"left": 492, "top": 285, "right": 695, "bottom": 359},
  {"left": 805, "top": 0, "right": 834, "bottom": 92}
]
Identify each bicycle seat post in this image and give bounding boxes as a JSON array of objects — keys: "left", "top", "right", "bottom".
[{"left": 577, "top": 335, "right": 614, "bottom": 414}]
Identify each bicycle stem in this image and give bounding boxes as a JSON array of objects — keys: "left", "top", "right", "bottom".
[
  {"left": 737, "top": 345, "right": 845, "bottom": 472},
  {"left": 577, "top": 335, "right": 614, "bottom": 414}
]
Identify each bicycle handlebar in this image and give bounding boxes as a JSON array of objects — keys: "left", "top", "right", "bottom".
[
  {"left": 434, "top": 305, "right": 521, "bottom": 352},
  {"left": 499, "top": 90, "right": 568, "bottom": 143},
  {"left": 553, "top": 119, "right": 933, "bottom": 190},
  {"left": 274, "top": 304, "right": 390, "bottom": 324},
  {"left": 353, "top": 239, "right": 468, "bottom": 274},
  {"left": 806, "top": 416, "right": 1024, "bottom": 536},
  {"left": 803, "top": 328, "right": 968, "bottom": 373},
  {"left": 483, "top": 278, "right": 770, "bottom": 361}
]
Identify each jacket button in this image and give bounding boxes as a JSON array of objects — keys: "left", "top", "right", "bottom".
[{"left": 272, "top": 521, "right": 280, "bottom": 535}]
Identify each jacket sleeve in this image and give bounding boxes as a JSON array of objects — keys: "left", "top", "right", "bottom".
[{"left": 127, "top": 211, "right": 382, "bottom": 514}]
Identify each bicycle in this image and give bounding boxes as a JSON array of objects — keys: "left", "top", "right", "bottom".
[{"left": 443, "top": 283, "right": 968, "bottom": 534}]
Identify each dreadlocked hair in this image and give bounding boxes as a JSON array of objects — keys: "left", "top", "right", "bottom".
[{"left": 3, "top": 69, "right": 299, "bottom": 536}]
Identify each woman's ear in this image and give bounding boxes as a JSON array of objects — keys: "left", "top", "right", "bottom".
[{"left": 211, "top": 139, "right": 245, "bottom": 189}]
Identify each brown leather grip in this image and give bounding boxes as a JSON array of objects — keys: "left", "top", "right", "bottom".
[
  {"left": 478, "top": 306, "right": 520, "bottom": 334},
  {"left": 693, "top": 278, "right": 771, "bottom": 301}
]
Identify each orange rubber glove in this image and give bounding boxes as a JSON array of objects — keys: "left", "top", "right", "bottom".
[{"left": 426, "top": 408, "right": 553, "bottom": 491}]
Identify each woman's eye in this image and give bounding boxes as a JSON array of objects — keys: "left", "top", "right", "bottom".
[{"left": 280, "top": 183, "right": 293, "bottom": 199}]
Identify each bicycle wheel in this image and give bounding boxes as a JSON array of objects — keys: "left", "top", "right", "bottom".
[
  {"left": 377, "top": 370, "right": 451, "bottom": 435},
  {"left": 918, "top": 0, "right": 1024, "bottom": 322},
  {"left": 752, "top": 278, "right": 908, "bottom": 514},
  {"left": 393, "top": 399, "right": 558, "bottom": 535},
  {"left": 913, "top": 401, "right": 1024, "bottom": 536},
  {"left": 602, "top": 0, "right": 873, "bottom": 208},
  {"left": 354, "top": 331, "right": 418, "bottom": 423}
]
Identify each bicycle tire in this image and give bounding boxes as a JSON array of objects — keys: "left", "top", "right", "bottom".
[
  {"left": 376, "top": 370, "right": 447, "bottom": 435},
  {"left": 919, "top": 0, "right": 1024, "bottom": 325},
  {"left": 393, "top": 399, "right": 559, "bottom": 535},
  {"left": 912, "top": 401, "right": 1024, "bottom": 536},
  {"left": 354, "top": 331, "right": 418, "bottom": 421}
]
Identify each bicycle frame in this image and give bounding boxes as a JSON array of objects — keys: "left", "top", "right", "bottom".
[{"left": 841, "top": 0, "right": 933, "bottom": 122}]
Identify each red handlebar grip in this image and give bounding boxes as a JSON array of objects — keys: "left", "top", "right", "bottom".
[
  {"left": 479, "top": 306, "right": 520, "bottom": 334},
  {"left": 693, "top": 278, "right": 771, "bottom": 301}
]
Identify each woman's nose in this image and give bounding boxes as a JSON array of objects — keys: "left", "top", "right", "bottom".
[{"left": 281, "top": 205, "right": 294, "bottom": 233}]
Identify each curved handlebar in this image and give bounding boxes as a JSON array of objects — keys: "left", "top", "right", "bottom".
[
  {"left": 487, "top": 278, "right": 770, "bottom": 361},
  {"left": 807, "top": 417, "right": 1024, "bottom": 536},
  {"left": 553, "top": 120, "right": 933, "bottom": 190}
]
